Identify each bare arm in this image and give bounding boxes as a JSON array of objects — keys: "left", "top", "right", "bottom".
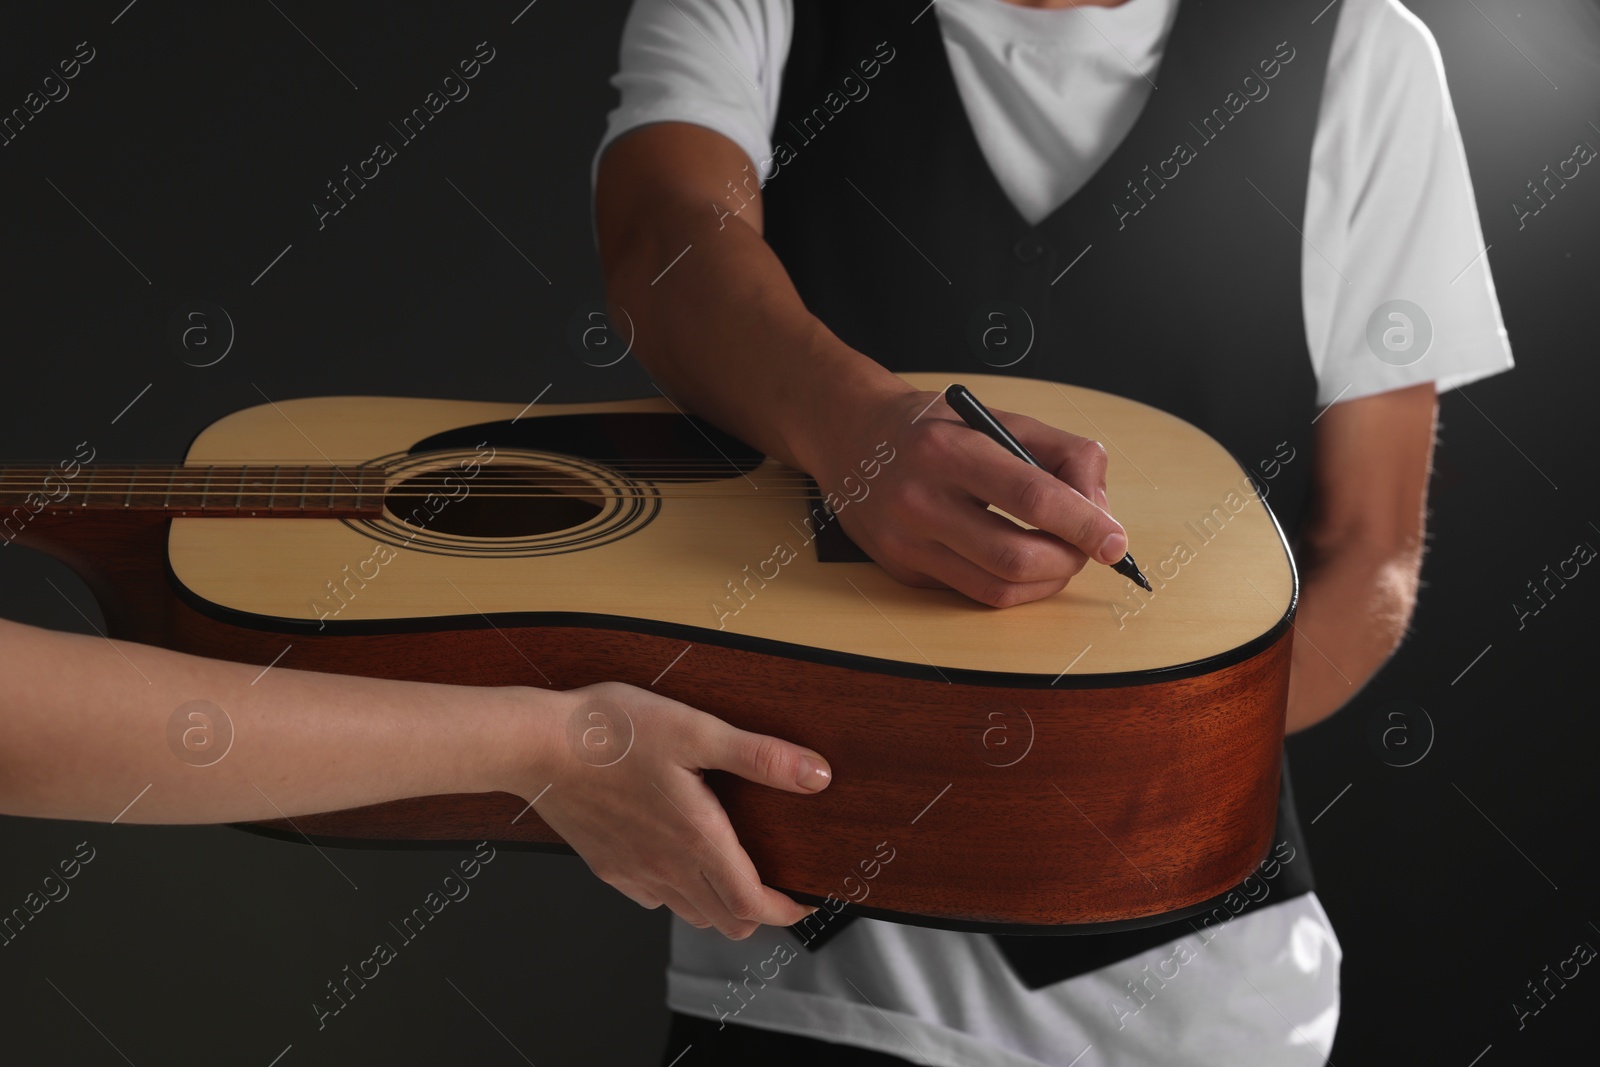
[
  {"left": 0, "top": 616, "right": 550, "bottom": 823},
  {"left": 1285, "top": 381, "right": 1436, "bottom": 733},
  {"left": 0, "top": 617, "right": 829, "bottom": 938},
  {"left": 595, "top": 122, "right": 889, "bottom": 473}
]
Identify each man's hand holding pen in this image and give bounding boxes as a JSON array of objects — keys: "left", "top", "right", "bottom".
[{"left": 794, "top": 381, "right": 1139, "bottom": 608}]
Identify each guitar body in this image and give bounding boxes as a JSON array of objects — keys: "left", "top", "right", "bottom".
[{"left": 9, "top": 373, "right": 1295, "bottom": 933}]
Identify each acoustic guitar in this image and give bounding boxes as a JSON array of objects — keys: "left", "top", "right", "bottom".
[{"left": 1, "top": 372, "right": 1295, "bottom": 934}]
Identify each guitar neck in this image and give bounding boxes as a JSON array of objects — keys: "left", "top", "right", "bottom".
[{"left": 0, "top": 463, "right": 386, "bottom": 518}]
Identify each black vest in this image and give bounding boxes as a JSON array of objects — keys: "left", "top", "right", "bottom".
[{"left": 764, "top": 0, "right": 1336, "bottom": 989}]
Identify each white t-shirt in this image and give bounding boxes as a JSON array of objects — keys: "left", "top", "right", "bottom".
[{"left": 593, "top": 0, "right": 1513, "bottom": 1063}]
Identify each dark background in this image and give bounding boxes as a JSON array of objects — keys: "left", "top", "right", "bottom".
[{"left": 0, "top": 1, "right": 1595, "bottom": 1064}]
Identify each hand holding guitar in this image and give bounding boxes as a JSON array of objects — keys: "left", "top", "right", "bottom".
[{"left": 528, "top": 681, "right": 831, "bottom": 940}]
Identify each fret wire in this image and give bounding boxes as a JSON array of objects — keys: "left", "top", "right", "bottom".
[
  {"left": 124, "top": 464, "right": 138, "bottom": 507},
  {"left": 300, "top": 466, "right": 311, "bottom": 510},
  {"left": 268, "top": 465, "right": 282, "bottom": 515},
  {"left": 201, "top": 466, "right": 214, "bottom": 511},
  {"left": 164, "top": 467, "right": 177, "bottom": 509}
]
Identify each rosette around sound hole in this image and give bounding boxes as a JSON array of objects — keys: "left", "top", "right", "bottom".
[{"left": 350, "top": 449, "right": 660, "bottom": 559}]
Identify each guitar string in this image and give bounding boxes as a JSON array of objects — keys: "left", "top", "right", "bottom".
[
  {"left": 0, "top": 455, "right": 889, "bottom": 465},
  {"left": 0, "top": 467, "right": 828, "bottom": 476},
  {"left": 0, "top": 481, "right": 860, "bottom": 499},
  {"left": 0, "top": 459, "right": 906, "bottom": 500},
  {"left": 0, "top": 471, "right": 843, "bottom": 487},
  {"left": 0, "top": 480, "right": 834, "bottom": 492},
  {"left": 0, "top": 467, "right": 830, "bottom": 479},
  {"left": 0, "top": 495, "right": 864, "bottom": 501}
]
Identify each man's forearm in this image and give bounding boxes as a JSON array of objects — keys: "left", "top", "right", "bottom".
[
  {"left": 596, "top": 125, "right": 907, "bottom": 475},
  {"left": 0, "top": 619, "right": 560, "bottom": 823},
  {"left": 1284, "top": 545, "right": 1422, "bottom": 733}
]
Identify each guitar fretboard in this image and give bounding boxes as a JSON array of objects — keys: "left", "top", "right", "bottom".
[{"left": 0, "top": 465, "right": 386, "bottom": 517}]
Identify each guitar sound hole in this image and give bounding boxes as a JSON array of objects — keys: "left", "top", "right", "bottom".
[{"left": 384, "top": 465, "right": 603, "bottom": 538}]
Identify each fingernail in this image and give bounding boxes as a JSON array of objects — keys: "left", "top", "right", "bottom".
[
  {"left": 1097, "top": 530, "right": 1127, "bottom": 565},
  {"left": 797, "top": 753, "right": 831, "bottom": 790}
]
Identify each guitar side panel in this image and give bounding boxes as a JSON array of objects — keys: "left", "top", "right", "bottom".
[{"left": 166, "top": 595, "right": 1290, "bottom": 932}]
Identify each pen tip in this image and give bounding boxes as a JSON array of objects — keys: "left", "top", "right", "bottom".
[{"left": 1114, "top": 552, "right": 1153, "bottom": 592}]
